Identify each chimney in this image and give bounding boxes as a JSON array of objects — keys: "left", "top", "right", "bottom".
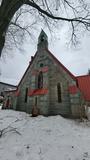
[
  {"left": 31, "top": 56, "right": 34, "bottom": 61},
  {"left": 29, "top": 56, "right": 34, "bottom": 65}
]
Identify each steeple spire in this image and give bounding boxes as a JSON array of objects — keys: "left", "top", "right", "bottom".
[{"left": 37, "top": 30, "right": 48, "bottom": 50}]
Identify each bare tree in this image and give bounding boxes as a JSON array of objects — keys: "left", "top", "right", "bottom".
[{"left": 0, "top": 0, "right": 90, "bottom": 57}]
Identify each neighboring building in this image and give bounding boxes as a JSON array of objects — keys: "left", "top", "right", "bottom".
[
  {"left": 0, "top": 82, "right": 16, "bottom": 96},
  {"left": 0, "top": 82, "right": 16, "bottom": 107},
  {"left": 76, "top": 75, "right": 90, "bottom": 105},
  {"left": 5, "top": 30, "right": 90, "bottom": 118}
]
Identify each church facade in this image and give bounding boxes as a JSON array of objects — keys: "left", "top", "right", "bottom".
[{"left": 4, "top": 30, "right": 90, "bottom": 118}]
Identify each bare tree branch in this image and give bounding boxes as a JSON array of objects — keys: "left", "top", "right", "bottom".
[{"left": 0, "top": 0, "right": 90, "bottom": 56}]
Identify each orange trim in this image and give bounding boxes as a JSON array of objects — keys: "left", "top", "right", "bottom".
[
  {"left": 15, "top": 90, "right": 20, "bottom": 96},
  {"left": 68, "top": 85, "right": 78, "bottom": 94},
  {"left": 17, "top": 48, "right": 76, "bottom": 89},
  {"left": 28, "top": 89, "right": 48, "bottom": 96},
  {"left": 32, "top": 66, "right": 48, "bottom": 75},
  {"left": 40, "top": 66, "right": 48, "bottom": 73}
]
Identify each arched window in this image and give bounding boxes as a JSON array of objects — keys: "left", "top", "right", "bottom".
[
  {"left": 57, "top": 83, "right": 62, "bottom": 103},
  {"left": 25, "top": 88, "right": 28, "bottom": 103},
  {"left": 35, "top": 97, "right": 37, "bottom": 106},
  {"left": 38, "top": 71, "right": 43, "bottom": 89}
]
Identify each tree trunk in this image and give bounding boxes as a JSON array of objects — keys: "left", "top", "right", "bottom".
[
  {"left": 0, "top": 34, "right": 5, "bottom": 57},
  {"left": 0, "top": 0, "right": 26, "bottom": 56}
]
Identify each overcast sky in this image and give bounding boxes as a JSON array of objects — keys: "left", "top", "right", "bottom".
[
  {"left": 0, "top": 28, "right": 90, "bottom": 85},
  {"left": 0, "top": 0, "right": 90, "bottom": 86}
]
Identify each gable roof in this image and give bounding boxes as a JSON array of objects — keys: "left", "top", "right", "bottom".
[
  {"left": 8, "top": 47, "right": 90, "bottom": 102},
  {"left": 17, "top": 52, "right": 37, "bottom": 88},
  {"left": 76, "top": 75, "right": 90, "bottom": 101},
  {"left": 46, "top": 49, "right": 76, "bottom": 81},
  {"left": 17, "top": 49, "right": 76, "bottom": 88},
  {"left": 18, "top": 49, "right": 76, "bottom": 87},
  {"left": 0, "top": 82, "right": 17, "bottom": 88}
]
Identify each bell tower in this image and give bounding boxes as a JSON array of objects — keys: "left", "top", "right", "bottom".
[{"left": 37, "top": 30, "right": 48, "bottom": 50}]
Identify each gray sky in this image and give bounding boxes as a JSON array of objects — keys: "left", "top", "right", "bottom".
[
  {"left": 0, "top": 0, "right": 90, "bottom": 86},
  {"left": 0, "top": 29, "right": 90, "bottom": 85}
]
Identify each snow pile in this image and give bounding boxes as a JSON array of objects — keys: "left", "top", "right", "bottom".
[{"left": 0, "top": 110, "right": 90, "bottom": 160}]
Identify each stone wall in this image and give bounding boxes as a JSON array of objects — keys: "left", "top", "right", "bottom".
[
  {"left": 47, "top": 55, "right": 74, "bottom": 117},
  {"left": 70, "top": 92, "right": 85, "bottom": 118},
  {"left": 16, "top": 50, "right": 50, "bottom": 115},
  {"left": 15, "top": 49, "right": 77, "bottom": 117},
  {"left": 2, "top": 30, "right": 84, "bottom": 118}
]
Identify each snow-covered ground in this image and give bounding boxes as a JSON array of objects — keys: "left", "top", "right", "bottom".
[{"left": 0, "top": 110, "right": 90, "bottom": 160}]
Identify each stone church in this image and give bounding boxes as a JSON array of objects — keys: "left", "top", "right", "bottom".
[{"left": 4, "top": 30, "right": 90, "bottom": 118}]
